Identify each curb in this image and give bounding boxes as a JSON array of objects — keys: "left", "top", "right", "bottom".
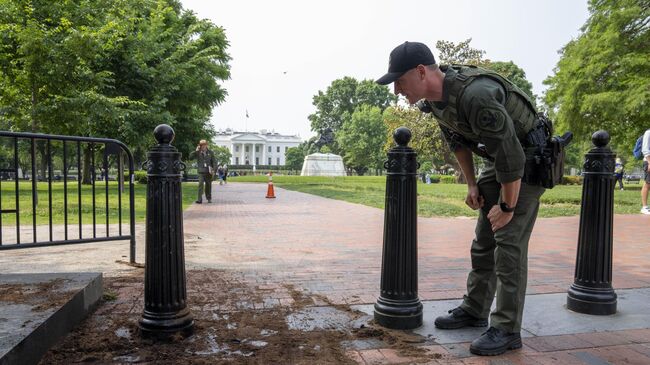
[{"left": 0, "top": 273, "right": 103, "bottom": 365}]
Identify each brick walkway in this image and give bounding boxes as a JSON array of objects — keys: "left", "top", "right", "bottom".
[
  {"left": 3, "top": 181, "right": 650, "bottom": 364},
  {"left": 179, "top": 182, "right": 650, "bottom": 364}
]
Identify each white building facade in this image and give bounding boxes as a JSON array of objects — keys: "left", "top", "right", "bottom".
[{"left": 213, "top": 129, "right": 303, "bottom": 166}]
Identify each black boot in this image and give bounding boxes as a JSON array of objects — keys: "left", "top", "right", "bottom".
[
  {"left": 434, "top": 307, "right": 488, "bottom": 329},
  {"left": 470, "top": 327, "right": 522, "bottom": 356}
]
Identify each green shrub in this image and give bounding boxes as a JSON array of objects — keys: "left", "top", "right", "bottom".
[
  {"left": 439, "top": 175, "right": 456, "bottom": 184},
  {"left": 124, "top": 170, "right": 148, "bottom": 184},
  {"left": 561, "top": 175, "right": 582, "bottom": 185}
]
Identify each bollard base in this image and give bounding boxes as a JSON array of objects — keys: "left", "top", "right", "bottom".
[
  {"left": 374, "top": 296, "right": 423, "bottom": 330},
  {"left": 567, "top": 283, "right": 617, "bottom": 315},
  {"left": 139, "top": 307, "right": 194, "bottom": 340}
]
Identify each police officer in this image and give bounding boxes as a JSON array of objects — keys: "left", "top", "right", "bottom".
[
  {"left": 377, "top": 41, "right": 545, "bottom": 356},
  {"left": 189, "top": 139, "right": 216, "bottom": 203}
]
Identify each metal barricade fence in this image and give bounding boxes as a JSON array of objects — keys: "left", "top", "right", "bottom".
[{"left": 0, "top": 131, "right": 137, "bottom": 263}]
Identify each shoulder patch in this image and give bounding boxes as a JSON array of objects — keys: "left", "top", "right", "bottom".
[{"left": 477, "top": 108, "right": 505, "bottom": 133}]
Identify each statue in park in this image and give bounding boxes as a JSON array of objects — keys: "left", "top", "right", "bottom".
[
  {"left": 313, "top": 128, "right": 334, "bottom": 152},
  {"left": 301, "top": 127, "right": 345, "bottom": 176}
]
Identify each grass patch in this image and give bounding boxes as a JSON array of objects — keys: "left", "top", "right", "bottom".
[
  {"left": 0, "top": 181, "right": 197, "bottom": 225},
  {"left": 231, "top": 175, "right": 644, "bottom": 218}
]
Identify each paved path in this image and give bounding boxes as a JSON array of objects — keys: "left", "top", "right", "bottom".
[
  {"left": 2, "top": 181, "right": 650, "bottom": 364},
  {"left": 181, "top": 182, "right": 650, "bottom": 305}
]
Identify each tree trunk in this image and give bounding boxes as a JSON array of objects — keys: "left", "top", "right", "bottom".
[{"left": 82, "top": 144, "right": 93, "bottom": 185}]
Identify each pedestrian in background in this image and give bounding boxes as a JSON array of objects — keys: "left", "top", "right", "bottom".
[
  {"left": 614, "top": 158, "right": 625, "bottom": 191},
  {"left": 189, "top": 140, "right": 216, "bottom": 204}
]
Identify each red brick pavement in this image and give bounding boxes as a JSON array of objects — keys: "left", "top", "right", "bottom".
[
  {"left": 182, "top": 182, "right": 650, "bottom": 364},
  {"left": 184, "top": 182, "right": 650, "bottom": 306}
]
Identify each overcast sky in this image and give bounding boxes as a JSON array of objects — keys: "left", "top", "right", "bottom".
[{"left": 180, "top": 0, "right": 590, "bottom": 141}]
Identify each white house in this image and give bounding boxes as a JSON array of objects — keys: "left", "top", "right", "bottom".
[{"left": 213, "top": 129, "right": 302, "bottom": 166}]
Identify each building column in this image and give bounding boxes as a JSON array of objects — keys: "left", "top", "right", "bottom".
[
  {"left": 242, "top": 143, "right": 246, "bottom": 165},
  {"left": 252, "top": 143, "right": 257, "bottom": 167}
]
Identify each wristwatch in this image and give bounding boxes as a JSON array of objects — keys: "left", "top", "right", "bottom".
[{"left": 499, "top": 202, "right": 516, "bottom": 213}]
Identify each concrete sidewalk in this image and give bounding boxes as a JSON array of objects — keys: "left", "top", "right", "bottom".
[{"left": 2, "top": 181, "right": 650, "bottom": 364}]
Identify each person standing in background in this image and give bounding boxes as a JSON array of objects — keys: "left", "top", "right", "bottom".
[
  {"left": 614, "top": 158, "right": 625, "bottom": 191},
  {"left": 189, "top": 140, "right": 216, "bottom": 204}
]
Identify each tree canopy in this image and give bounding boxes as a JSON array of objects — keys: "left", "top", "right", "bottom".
[
  {"left": 543, "top": 0, "right": 649, "bottom": 158},
  {"left": 336, "top": 105, "right": 386, "bottom": 175},
  {"left": 0, "top": 0, "right": 231, "bottom": 160},
  {"left": 308, "top": 77, "right": 396, "bottom": 153},
  {"left": 284, "top": 147, "right": 305, "bottom": 171}
]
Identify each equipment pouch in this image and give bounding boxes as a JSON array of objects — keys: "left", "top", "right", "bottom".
[{"left": 523, "top": 115, "right": 573, "bottom": 189}]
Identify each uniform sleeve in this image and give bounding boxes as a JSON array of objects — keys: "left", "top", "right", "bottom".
[
  {"left": 188, "top": 150, "right": 197, "bottom": 159},
  {"left": 460, "top": 78, "right": 525, "bottom": 183}
]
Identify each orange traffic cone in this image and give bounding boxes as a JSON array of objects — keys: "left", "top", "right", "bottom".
[{"left": 266, "top": 172, "right": 276, "bottom": 199}]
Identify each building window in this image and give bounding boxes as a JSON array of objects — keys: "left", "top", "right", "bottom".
[
  {"left": 276, "top": 146, "right": 280, "bottom": 153},
  {"left": 277, "top": 157, "right": 280, "bottom": 165},
  {"left": 245, "top": 146, "right": 249, "bottom": 152},
  {"left": 255, "top": 157, "right": 259, "bottom": 165},
  {"left": 285, "top": 146, "right": 288, "bottom": 152},
  {"left": 268, "top": 146, "right": 272, "bottom": 153},
  {"left": 235, "top": 146, "right": 240, "bottom": 152},
  {"left": 268, "top": 157, "right": 272, "bottom": 165},
  {"left": 235, "top": 157, "right": 239, "bottom": 164},
  {"left": 255, "top": 145, "right": 259, "bottom": 152}
]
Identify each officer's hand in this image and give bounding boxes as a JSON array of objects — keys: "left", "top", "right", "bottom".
[
  {"left": 196, "top": 145, "right": 200, "bottom": 151},
  {"left": 487, "top": 205, "right": 514, "bottom": 232},
  {"left": 465, "top": 185, "right": 484, "bottom": 210}
]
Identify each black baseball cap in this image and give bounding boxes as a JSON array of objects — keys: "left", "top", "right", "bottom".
[{"left": 376, "top": 41, "right": 436, "bottom": 85}]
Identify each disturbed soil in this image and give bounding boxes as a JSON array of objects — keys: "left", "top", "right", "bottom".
[
  {"left": 39, "top": 269, "right": 438, "bottom": 364},
  {"left": 0, "top": 279, "right": 72, "bottom": 312}
]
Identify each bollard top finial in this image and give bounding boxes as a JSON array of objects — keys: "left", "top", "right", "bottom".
[
  {"left": 393, "top": 127, "right": 412, "bottom": 147},
  {"left": 592, "top": 130, "right": 610, "bottom": 147},
  {"left": 154, "top": 124, "right": 175, "bottom": 145}
]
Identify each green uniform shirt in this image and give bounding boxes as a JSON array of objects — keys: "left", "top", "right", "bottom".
[
  {"left": 428, "top": 68, "right": 528, "bottom": 183},
  {"left": 189, "top": 149, "right": 216, "bottom": 174}
]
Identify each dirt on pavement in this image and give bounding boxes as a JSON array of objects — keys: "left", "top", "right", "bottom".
[{"left": 39, "top": 269, "right": 438, "bottom": 364}]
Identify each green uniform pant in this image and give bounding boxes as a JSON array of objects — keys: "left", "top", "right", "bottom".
[
  {"left": 459, "top": 170, "right": 545, "bottom": 333},
  {"left": 197, "top": 173, "right": 212, "bottom": 201}
]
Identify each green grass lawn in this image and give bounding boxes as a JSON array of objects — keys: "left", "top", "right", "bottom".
[
  {"left": 0, "top": 176, "right": 643, "bottom": 226},
  {"left": 230, "top": 175, "right": 644, "bottom": 218},
  {"left": 0, "top": 181, "right": 197, "bottom": 225}
]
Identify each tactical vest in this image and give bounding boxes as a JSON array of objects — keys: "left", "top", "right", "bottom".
[{"left": 427, "top": 65, "right": 538, "bottom": 141}]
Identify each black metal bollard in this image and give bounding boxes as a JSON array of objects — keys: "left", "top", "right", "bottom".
[
  {"left": 567, "top": 130, "right": 617, "bottom": 315},
  {"left": 374, "top": 127, "right": 423, "bottom": 329},
  {"left": 139, "top": 124, "right": 194, "bottom": 338}
]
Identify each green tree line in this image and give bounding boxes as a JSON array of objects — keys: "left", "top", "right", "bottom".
[
  {"left": 301, "top": 0, "right": 648, "bottom": 176},
  {"left": 0, "top": 0, "right": 231, "bottom": 182}
]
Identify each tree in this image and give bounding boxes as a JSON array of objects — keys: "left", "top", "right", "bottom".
[
  {"left": 285, "top": 147, "right": 305, "bottom": 171},
  {"left": 382, "top": 106, "right": 461, "bottom": 175},
  {"left": 436, "top": 39, "right": 488, "bottom": 66},
  {"left": 308, "top": 77, "right": 396, "bottom": 154},
  {"left": 211, "top": 145, "right": 232, "bottom": 167},
  {"left": 543, "top": 0, "right": 649, "bottom": 158},
  {"left": 336, "top": 105, "right": 386, "bottom": 175},
  {"left": 0, "top": 0, "right": 231, "bottom": 182},
  {"left": 436, "top": 39, "right": 535, "bottom": 101}
]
